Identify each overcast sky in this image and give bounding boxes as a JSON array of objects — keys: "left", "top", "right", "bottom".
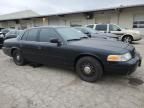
[{"left": 0, "top": 0, "right": 144, "bottom": 15}]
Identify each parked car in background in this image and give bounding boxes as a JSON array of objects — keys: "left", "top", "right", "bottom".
[
  {"left": 2, "top": 27, "right": 142, "bottom": 82},
  {"left": 1, "top": 28, "right": 15, "bottom": 36},
  {"left": 74, "top": 27, "right": 118, "bottom": 40},
  {"left": 86, "top": 24, "right": 142, "bottom": 43},
  {"left": 0, "top": 29, "right": 23, "bottom": 47},
  {"left": 0, "top": 32, "right": 4, "bottom": 48},
  {"left": 4, "top": 30, "right": 24, "bottom": 40},
  {"left": 0, "top": 27, "right": 5, "bottom": 32}
]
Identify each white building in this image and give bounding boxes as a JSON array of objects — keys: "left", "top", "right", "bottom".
[{"left": 0, "top": 4, "right": 144, "bottom": 33}]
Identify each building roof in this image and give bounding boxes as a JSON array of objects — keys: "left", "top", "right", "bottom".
[
  {"left": 0, "top": 10, "right": 39, "bottom": 21},
  {"left": 0, "top": 4, "right": 144, "bottom": 21}
]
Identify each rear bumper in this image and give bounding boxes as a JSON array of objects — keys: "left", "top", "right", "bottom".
[
  {"left": 105, "top": 52, "right": 142, "bottom": 74},
  {"left": 2, "top": 47, "right": 12, "bottom": 57}
]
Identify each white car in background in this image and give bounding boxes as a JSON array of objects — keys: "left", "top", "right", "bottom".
[{"left": 86, "top": 24, "right": 142, "bottom": 43}]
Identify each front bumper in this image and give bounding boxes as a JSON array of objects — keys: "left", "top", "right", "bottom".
[
  {"left": 105, "top": 52, "right": 142, "bottom": 74},
  {"left": 133, "top": 34, "right": 142, "bottom": 41}
]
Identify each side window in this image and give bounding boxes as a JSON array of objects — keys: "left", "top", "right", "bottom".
[
  {"left": 21, "top": 31, "right": 28, "bottom": 40},
  {"left": 109, "top": 25, "right": 121, "bottom": 31},
  {"left": 87, "top": 25, "right": 94, "bottom": 28},
  {"left": 27, "top": 29, "right": 38, "bottom": 41},
  {"left": 39, "top": 28, "right": 58, "bottom": 42},
  {"left": 96, "top": 25, "right": 107, "bottom": 31}
]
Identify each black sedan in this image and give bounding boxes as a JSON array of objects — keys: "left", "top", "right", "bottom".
[
  {"left": 2, "top": 27, "right": 142, "bottom": 82},
  {"left": 74, "top": 27, "right": 118, "bottom": 40}
]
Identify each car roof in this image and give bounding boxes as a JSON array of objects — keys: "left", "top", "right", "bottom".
[
  {"left": 27, "top": 26, "right": 71, "bottom": 30},
  {"left": 73, "top": 27, "right": 87, "bottom": 29}
]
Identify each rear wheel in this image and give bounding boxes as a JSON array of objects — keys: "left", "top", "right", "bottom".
[
  {"left": 12, "top": 50, "right": 26, "bottom": 66},
  {"left": 76, "top": 56, "right": 103, "bottom": 82},
  {"left": 122, "top": 36, "right": 133, "bottom": 43}
]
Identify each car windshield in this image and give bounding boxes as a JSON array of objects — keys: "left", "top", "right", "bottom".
[
  {"left": 114, "top": 25, "right": 125, "bottom": 29},
  {"left": 56, "top": 27, "right": 88, "bottom": 41}
]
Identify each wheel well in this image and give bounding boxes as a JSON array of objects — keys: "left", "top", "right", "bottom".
[
  {"left": 122, "top": 35, "right": 133, "bottom": 41},
  {"left": 11, "top": 48, "right": 17, "bottom": 56},
  {"left": 74, "top": 54, "right": 104, "bottom": 71}
]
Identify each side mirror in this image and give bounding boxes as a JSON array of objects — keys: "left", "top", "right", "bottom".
[
  {"left": 84, "top": 32, "right": 91, "bottom": 37},
  {"left": 84, "top": 31, "right": 89, "bottom": 34},
  {"left": 50, "top": 38, "right": 62, "bottom": 46},
  {"left": 117, "top": 28, "right": 121, "bottom": 31}
]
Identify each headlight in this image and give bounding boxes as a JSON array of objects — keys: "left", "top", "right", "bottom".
[
  {"left": 0, "top": 34, "right": 4, "bottom": 38},
  {"left": 107, "top": 53, "right": 132, "bottom": 62},
  {"left": 133, "top": 31, "right": 140, "bottom": 35}
]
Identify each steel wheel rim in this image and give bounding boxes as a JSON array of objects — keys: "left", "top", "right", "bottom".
[
  {"left": 124, "top": 37, "right": 131, "bottom": 43},
  {"left": 80, "top": 63, "right": 95, "bottom": 76}
]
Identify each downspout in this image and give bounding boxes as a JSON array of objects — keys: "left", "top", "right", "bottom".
[
  {"left": 117, "top": 11, "right": 120, "bottom": 25},
  {"left": 115, "top": 8, "right": 121, "bottom": 25}
]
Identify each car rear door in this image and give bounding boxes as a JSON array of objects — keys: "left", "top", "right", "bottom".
[{"left": 20, "top": 28, "right": 41, "bottom": 62}]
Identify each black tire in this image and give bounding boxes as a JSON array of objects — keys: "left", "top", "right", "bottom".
[
  {"left": 12, "top": 50, "right": 25, "bottom": 66},
  {"left": 76, "top": 56, "right": 103, "bottom": 82},
  {"left": 122, "top": 36, "right": 133, "bottom": 43}
]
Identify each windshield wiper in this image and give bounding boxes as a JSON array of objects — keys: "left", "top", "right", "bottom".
[{"left": 67, "top": 38, "right": 81, "bottom": 41}]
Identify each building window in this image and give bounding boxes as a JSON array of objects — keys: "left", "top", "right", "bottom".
[
  {"left": 70, "top": 20, "right": 82, "bottom": 27},
  {"left": 133, "top": 14, "right": 144, "bottom": 28},
  {"left": 133, "top": 21, "right": 144, "bottom": 28}
]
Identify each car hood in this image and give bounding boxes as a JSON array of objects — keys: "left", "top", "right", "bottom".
[{"left": 68, "top": 38, "right": 131, "bottom": 53}]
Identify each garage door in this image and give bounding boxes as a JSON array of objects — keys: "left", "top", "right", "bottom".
[
  {"left": 48, "top": 17, "right": 66, "bottom": 26},
  {"left": 33, "top": 18, "right": 43, "bottom": 27},
  {"left": 95, "top": 16, "right": 110, "bottom": 24},
  {"left": 133, "top": 14, "right": 144, "bottom": 34},
  {"left": 70, "top": 20, "right": 82, "bottom": 27}
]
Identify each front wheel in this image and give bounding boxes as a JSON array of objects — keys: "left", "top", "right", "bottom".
[
  {"left": 12, "top": 50, "right": 26, "bottom": 66},
  {"left": 76, "top": 56, "right": 103, "bottom": 82},
  {"left": 122, "top": 36, "right": 133, "bottom": 43}
]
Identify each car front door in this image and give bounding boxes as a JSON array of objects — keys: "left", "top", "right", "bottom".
[
  {"left": 20, "top": 29, "right": 41, "bottom": 63},
  {"left": 108, "top": 24, "right": 124, "bottom": 37},
  {"left": 37, "top": 28, "right": 68, "bottom": 65}
]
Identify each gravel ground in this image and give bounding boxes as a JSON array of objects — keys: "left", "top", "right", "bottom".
[{"left": 0, "top": 39, "right": 144, "bottom": 108}]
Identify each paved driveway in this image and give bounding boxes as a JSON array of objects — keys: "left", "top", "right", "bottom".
[{"left": 0, "top": 40, "right": 144, "bottom": 108}]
